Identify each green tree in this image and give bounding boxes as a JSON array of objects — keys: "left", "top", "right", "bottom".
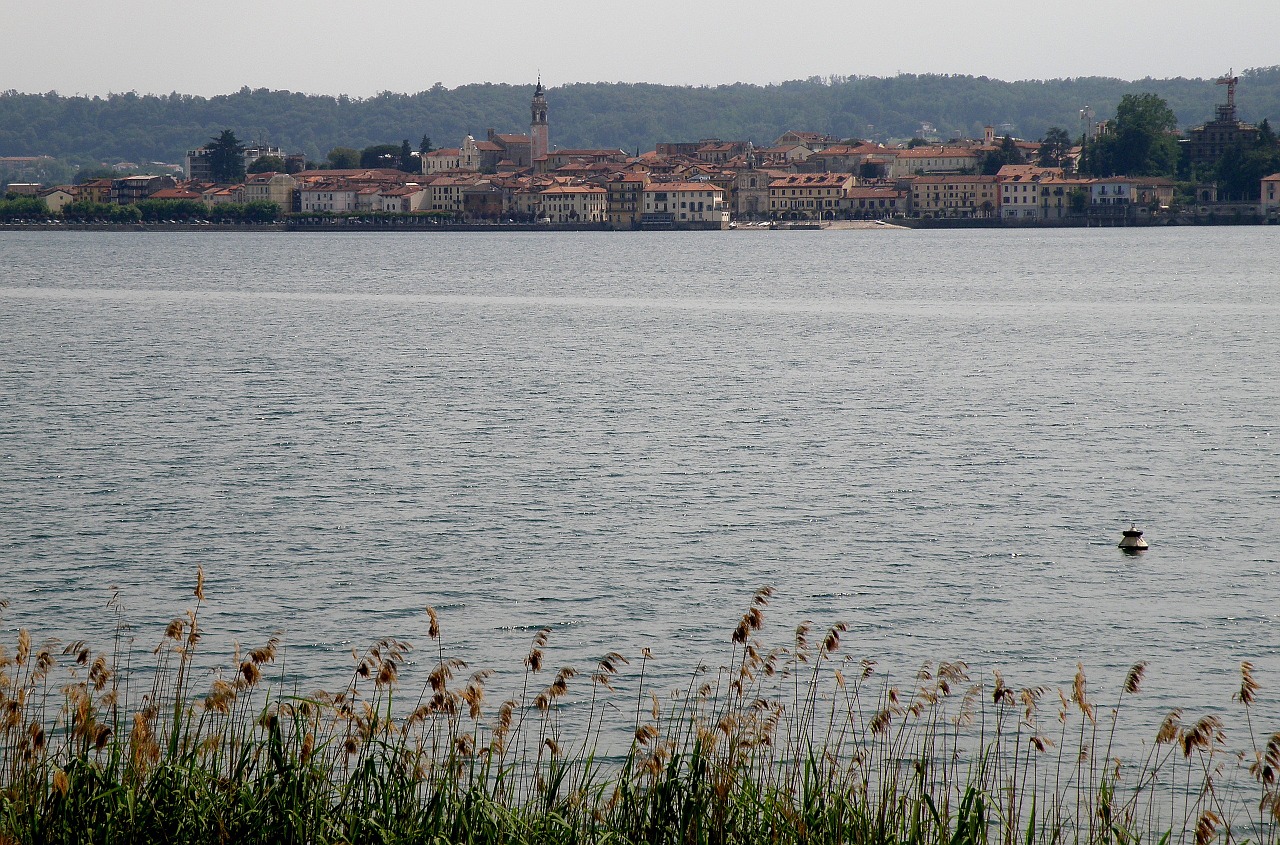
[
  {"left": 1069, "top": 187, "right": 1089, "bottom": 214},
  {"left": 1037, "top": 127, "right": 1072, "bottom": 167},
  {"left": 0, "top": 196, "right": 47, "bottom": 219},
  {"left": 247, "top": 155, "right": 286, "bottom": 174},
  {"left": 61, "top": 199, "right": 115, "bottom": 221},
  {"left": 1085, "top": 93, "right": 1179, "bottom": 177},
  {"left": 327, "top": 147, "right": 360, "bottom": 169},
  {"left": 109, "top": 203, "right": 141, "bottom": 222},
  {"left": 981, "top": 135, "right": 1025, "bottom": 175},
  {"left": 1214, "top": 141, "right": 1280, "bottom": 201},
  {"left": 419, "top": 135, "right": 434, "bottom": 155},
  {"left": 74, "top": 166, "right": 119, "bottom": 184},
  {"left": 399, "top": 139, "right": 416, "bottom": 173},
  {"left": 360, "top": 144, "right": 401, "bottom": 169},
  {"left": 206, "top": 129, "right": 246, "bottom": 183},
  {"left": 136, "top": 199, "right": 206, "bottom": 221}
]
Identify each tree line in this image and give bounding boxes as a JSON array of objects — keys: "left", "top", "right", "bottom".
[{"left": 5, "top": 69, "right": 1280, "bottom": 165}]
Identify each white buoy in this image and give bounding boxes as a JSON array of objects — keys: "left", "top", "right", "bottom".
[{"left": 1118, "top": 524, "right": 1149, "bottom": 554}]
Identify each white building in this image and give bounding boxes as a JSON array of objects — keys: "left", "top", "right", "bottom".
[
  {"left": 642, "top": 182, "right": 728, "bottom": 226},
  {"left": 298, "top": 181, "right": 360, "bottom": 212},
  {"left": 423, "top": 136, "right": 480, "bottom": 174},
  {"left": 1089, "top": 178, "right": 1134, "bottom": 206}
]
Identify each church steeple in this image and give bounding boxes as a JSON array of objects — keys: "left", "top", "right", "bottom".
[{"left": 530, "top": 78, "right": 549, "bottom": 163}]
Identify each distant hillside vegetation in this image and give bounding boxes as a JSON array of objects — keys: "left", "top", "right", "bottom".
[{"left": 4, "top": 69, "right": 1280, "bottom": 164}]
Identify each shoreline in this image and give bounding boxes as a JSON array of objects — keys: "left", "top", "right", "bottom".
[{"left": 1, "top": 215, "right": 1275, "bottom": 233}]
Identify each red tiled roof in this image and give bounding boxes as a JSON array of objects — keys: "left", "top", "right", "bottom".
[{"left": 645, "top": 181, "right": 723, "bottom": 193}]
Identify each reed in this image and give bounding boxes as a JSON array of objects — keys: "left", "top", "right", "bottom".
[{"left": 0, "top": 576, "right": 1275, "bottom": 845}]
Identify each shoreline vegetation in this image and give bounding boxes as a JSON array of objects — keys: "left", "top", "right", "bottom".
[{"left": 1, "top": 576, "right": 1276, "bottom": 844}]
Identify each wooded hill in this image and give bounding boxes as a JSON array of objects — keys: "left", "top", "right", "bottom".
[{"left": 4, "top": 68, "right": 1280, "bottom": 165}]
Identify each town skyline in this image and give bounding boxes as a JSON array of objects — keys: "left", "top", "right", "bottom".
[{"left": 2, "top": 0, "right": 1279, "bottom": 98}]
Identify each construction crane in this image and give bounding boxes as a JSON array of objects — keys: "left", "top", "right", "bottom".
[{"left": 1216, "top": 69, "right": 1239, "bottom": 122}]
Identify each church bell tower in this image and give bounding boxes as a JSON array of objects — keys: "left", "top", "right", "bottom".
[{"left": 530, "top": 79, "right": 549, "bottom": 163}]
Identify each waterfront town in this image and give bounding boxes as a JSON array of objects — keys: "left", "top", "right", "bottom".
[{"left": 4, "top": 78, "right": 1280, "bottom": 228}]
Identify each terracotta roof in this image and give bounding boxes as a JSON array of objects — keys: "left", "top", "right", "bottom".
[
  {"left": 845, "top": 187, "right": 905, "bottom": 198},
  {"left": 645, "top": 181, "right": 723, "bottom": 193},
  {"left": 540, "top": 185, "right": 606, "bottom": 194},
  {"left": 148, "top": 188, "right": 202, "bottom": 200},
  {"left": 548, "top": 149, "right": 627, "bottom": 157},
  {"left": 768, "top": 174, "right": 853, "bottom": 187},
  {"left": 912, "top": 175, "right": 999, "bottom": 184},
  {"left": 895, "top": 147, "right": 979, "bottom": 159}
]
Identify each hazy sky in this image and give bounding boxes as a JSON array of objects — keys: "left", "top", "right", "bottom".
[{"left": 3, "top": 0, "right": 1278, "bottom": 97}]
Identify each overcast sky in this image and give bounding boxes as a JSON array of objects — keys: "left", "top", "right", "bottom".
[{"left": 3, "top": 0, "right": 1277, "bottom": 97}]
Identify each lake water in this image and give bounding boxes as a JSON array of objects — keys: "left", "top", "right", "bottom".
[{"left": 1, "top": 227, "right": 1277, "bottom": 743}]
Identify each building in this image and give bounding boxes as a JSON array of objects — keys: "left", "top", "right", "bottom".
[
  {"left": 910, "top": 175, "right": 1000, "bottom": 218},
  {"left": 185, "top": 144, "right": 285, "bottom": 181},
  {"left": 201, "top": 184, "right": 243, "bottom": 207},
  {"left": 767, "top": 173, "right": 855, "bottom": 219},
  {"left": 696, "top": 141, "right": 749, "bottom": 164},
  {"left": 801, "top": 143, "right": 887, "bottom": 174},
  {"left": 641, "top": 182, "right": 728, "bottom": 227},
  {"left": 755, "top": 144, "right": 812, "bottom": 165},
  {"left": 530, "top": 80, "right": 549, "bottom": 164},
  {"left": 1261, "top": 173, "right": 1280, "bottom": 217},
  {"left": 734, "top": 167, "right": 783, "bottom": 219},
  {"left": 1183, "top": 72, "right": 1260, "bottom": 168},
  {"left": 542, "top": 149, "right": 629, "bottom": 172},
  {"left": 297, "top": 180, "right": 360, "bottom": 213},
  {"left": 38, "top": 186, "right": 75, "bottom": 213},
  {"left": 77, "top": 178, "right": 114, "bottom": 205},
  {"left": 889, "top": 146, "right": 981, "bottom": 178},
  {"left": 774, "top": 130, "right": 839, "bottom": 151},
  {"left": 243, "top": 172, "right": 298, "bottom": 211},
  {"left": 112, "top": 175, "right": 176, "bottom": 205},
  {"left": 462, "top": 183, "right": 505, "bottom": 219},
  {"left": 425, "top": 174, "right": 488, "bottom": 214},
  {"left": 655, "top": 140, "right": 714, "bottom": 158},
  {"left": 604, "top": 172, "right": 647, "bottom": 229},
  {"left": 844, "top": 186, "right": 906, "bottom": 218},
  {"left": 536, "top": 184, "right": 606, "bottom": 223},
  {"left": 423, "top": 137, "right": 480, "bottom": 174},
  {"left": 997, "top": 166, "right": 1067, "bottom": 220},
  {"left": 147, "top": 187, "right": 204, "bottom": 203},
  {"left": 479, "top": 130, "right": 533, "bottom": 171},
  {"left": 4, "top": 183, "right": 42, "bottom": 197}
]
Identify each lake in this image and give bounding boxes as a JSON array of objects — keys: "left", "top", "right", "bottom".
[{"left": 1, "top": 227, "right": 1277, "bottom": 746}]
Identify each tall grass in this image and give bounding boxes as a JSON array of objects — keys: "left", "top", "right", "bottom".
[{"left": 0, "top": 575, "right": 1276, "bottom": 845}]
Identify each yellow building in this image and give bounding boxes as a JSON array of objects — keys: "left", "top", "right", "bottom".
[
  {"left": 605, "top": 172, "right": 648, "bottom": 229},
  {"left": 768, "top": 173, "right": 855, "bottom": 219},
  {"left": 889, "top": 146, "right": 981, "bottom": 178},
  {"left": 243, "top": 172, "right": 297, "bottom": 211},
  {"left": 910, "top": 175, "right": 1000, "bottom": 218}
]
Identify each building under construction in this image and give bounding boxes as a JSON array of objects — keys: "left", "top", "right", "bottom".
[{"left": 1182, "top": 70, "right": 1261, "bottom": 167}]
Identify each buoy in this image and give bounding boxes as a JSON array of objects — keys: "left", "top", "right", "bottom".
[{"left": 1118, "top": 524, "right": 1148, "bottom": 554}]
